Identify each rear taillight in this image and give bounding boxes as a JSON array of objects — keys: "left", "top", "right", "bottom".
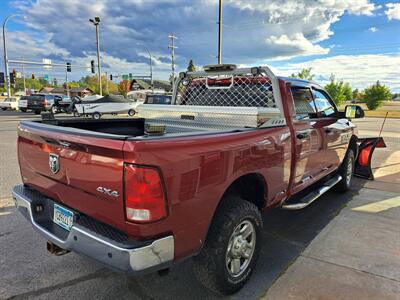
[{"left": 124, "top": 164, "right": 167, "bottom": 223}]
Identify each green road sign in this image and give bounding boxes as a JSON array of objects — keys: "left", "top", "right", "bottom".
[
  {"left": 122, "top": 74, "right": 129, "bottom": 80},
  {"left": 44, "top": 74, "right": 49, "bottom": 81}
]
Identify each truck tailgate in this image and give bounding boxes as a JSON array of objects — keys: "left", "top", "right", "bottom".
[{"left": 17, "top": 121, "right": 127, "bottom": 231}]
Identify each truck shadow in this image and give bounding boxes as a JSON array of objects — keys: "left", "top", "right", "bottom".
[{"left": 112, "top": 183, "right": 362, "bottom": 299}]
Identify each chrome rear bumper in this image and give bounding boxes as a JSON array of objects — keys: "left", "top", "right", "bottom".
[{"left": 12, "top": 185, "right": 174, "bottom": 274}]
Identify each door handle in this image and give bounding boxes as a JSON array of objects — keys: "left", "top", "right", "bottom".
[{"left": 296, "top": 132, "right": 309, "bottom": 139}]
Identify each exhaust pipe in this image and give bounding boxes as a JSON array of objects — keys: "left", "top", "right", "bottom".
[{"left": 47, "top": 241, "right": 70, "bottom": 256}]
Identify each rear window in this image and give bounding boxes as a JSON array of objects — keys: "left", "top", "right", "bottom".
[
  {"left": 178, "top": 76, "right": 276, "bottom": 108},
  {"left": 29, "top": 95, "right": 45, "bottom": 101}
]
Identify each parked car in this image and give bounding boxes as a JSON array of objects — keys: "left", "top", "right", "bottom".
[
  {"left": 13, "top": 64, "right": 379, "bottom": 295},
  {"left": 18, "top": 96, "right": 29, "bottom": 112},
  {"left": 27, "top": 94, "right": 58, "bottom": 114},
  {"left": 0, "top": 97, "right": 19, "bottom": 110}
]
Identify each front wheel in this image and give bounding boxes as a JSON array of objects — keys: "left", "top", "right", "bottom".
[
  {"left": 51, "top": 106, "right": 58, "bottom": 114},
  {"left": 335, "top": 149, "right": 355, "bottom": 192},
  {"left": 1, "top": 107, "right": 6, "bottom": 111},
  {"left": 193, "top": 196, "right": 262, "bottom": 295},
  {"left": 92, "top": 112, "right": 101, "bottom": 120},
  {"left": 34, "top": 110, "right": 41, "bottom": 115},
  {"left": 128, "top": 109, "right": 135, "bottom": 116},
  {"left": 20, "top": 108, "right": 27, "bottom": 112}
]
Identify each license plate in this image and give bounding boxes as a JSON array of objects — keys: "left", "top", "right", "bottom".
[{"left": 53, "top": 204, "right": 74, "bottom": 231}]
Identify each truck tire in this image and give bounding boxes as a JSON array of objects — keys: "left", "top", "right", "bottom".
[
  {"left": 193, "top": 196, "right": 262, "bottom": 295},
  {"left": 335, "top": 149, "right": 355, "bottom": 193},
  {"left": 92, "top": 112, "right": 101, "bottom": 120}
]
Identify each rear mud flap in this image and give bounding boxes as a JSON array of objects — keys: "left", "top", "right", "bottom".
[{"left": 355, "top": 137, "right": 386, "bottom": 180}]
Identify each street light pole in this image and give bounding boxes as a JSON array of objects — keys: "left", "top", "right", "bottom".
[
  {"left": 90, "top": 17, "right": 102, "bottom": 96},
  {"left": 3, "top": 14, "right": 24, "bottom": 98},
  {"left": 217, "top": 0, "right": 222, "bottom": 64}
]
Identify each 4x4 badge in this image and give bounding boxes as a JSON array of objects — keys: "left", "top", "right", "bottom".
[{"left": 49, "top": 153, "right": 60, "bottom": 174}]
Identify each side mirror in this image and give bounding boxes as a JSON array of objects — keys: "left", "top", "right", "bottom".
[{"left": 345, "top": 105, "right": 364, "bottom": 119}]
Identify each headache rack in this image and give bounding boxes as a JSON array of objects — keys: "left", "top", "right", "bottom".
[{"left": 137, "top": 65, "right": 284, "bottom": 133}]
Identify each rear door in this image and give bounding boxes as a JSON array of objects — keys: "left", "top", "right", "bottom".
[
  {"left": 290, "top": 87, "right": 326, "bottom": 194},
  {"left": 312, "top": 88, "right": 352, "bottom": 170}
]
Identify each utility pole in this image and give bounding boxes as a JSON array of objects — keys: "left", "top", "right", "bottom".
[
  {"left": 90, "top": 17, "right": 102, "bottom": 96},
  {"left": 22, "top": 59, "right": 26, "bottom": 95},
  {"left": 105, "top": 71, "right": 109, "bottom": 95},
  {"left": 218, "top": 0, "right": 222, "bottom": 64},
  {"left": 65, "top": 64, "right": 69, "bottom": 97},
  {"left": 168, "top": 34, "right": 178, "bottom": 93}
]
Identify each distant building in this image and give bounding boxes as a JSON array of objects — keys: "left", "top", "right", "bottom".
[
  {"left": 39, "top": 87, "right": 55, "bottom": 94},
  {"left": 69, "top": 87, "right": 94, "bottom": 98},
  {"left": 130, "top": 79, "right": 171, "bottom": 92},
  {"left": 49, "top": 87, "right": 67, "bottom": 95}
]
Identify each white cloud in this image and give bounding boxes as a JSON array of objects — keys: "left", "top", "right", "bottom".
[
  {"left": 386, "top": 3, "right": 400, "bottom": 21},
  {"left": 275, "top": 54, "right": 400, "bottom": 90},
  {"left": 1, "top": 0, "right": 382, "bottom": 80},
  {"left": 266, "top": 33, "right": 330, "bottom": 59},
  {"left": 368, "top": 26, "right": 378, "bottom": 32}
]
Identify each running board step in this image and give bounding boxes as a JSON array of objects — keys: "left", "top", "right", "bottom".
[{"left": 281, "top": 175, "right": 342, "bottom": 210}]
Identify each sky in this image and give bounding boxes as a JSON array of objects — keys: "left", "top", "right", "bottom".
[{"left": 0, "top": 0, "right": 399, "bottom": 91}]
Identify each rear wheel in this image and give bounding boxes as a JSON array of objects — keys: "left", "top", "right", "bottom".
[
  {"left": 193, "top": 196, "right": 262, "bottom": 295},
  {"left": 92, "top": 112, "right": 101, "bottom": 120},
  {"left": 128, "top": 109, "right": 135, "bottom": 116},
  {"left": 20, "top": 108, "right": 27, "bottom": 112},
  {"left": 34, "top": 110, "right": 41, "bottom": 115},
  {"left": 335, "top": 149, "right": 355, "bottom": 192},
  {"left": 1, "top": 108, "right": 6, "bottom": 111}
]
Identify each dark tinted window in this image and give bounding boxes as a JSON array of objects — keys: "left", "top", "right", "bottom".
[
  {"left": 291, "top": 88, "right": 317, "bottom": 120},
  {"left": 313, "top": 90, "right": 336, "bottom": 117},
  {"left": 146, "top": 95, "right": 172, "bottom": 104}
]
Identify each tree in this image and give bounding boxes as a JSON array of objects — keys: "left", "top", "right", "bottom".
[
  {"left": 324, "top": 75, "right": 353, "bottom": 106},
  {"left": 352, "top": 89, "right": 359, "bottom": 100},
  {"left": 14, "top": 78, "right": 43, "bottom": 92},
  {"left": 290, "top": 68, "right": 315, "bottom": 81},
  {"left": 187, "top": 59, "right": 197, "bottom": 72},
  {"left": 363, "top": 81, "right": 392, "bottom": 110},
  {"left": 118, "top": 80, "right": 131, "bottom": 97}
]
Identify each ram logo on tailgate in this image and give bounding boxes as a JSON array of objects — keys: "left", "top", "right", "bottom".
[{"left": 49, "top": 153, "right": 60, "bottom": 174}]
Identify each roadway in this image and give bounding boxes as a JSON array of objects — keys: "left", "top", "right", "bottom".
[{"left": 0, "top": 110, "right": 399, "bottom": 299}]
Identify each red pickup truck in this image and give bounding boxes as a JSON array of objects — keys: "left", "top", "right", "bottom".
[{"left": 13, "top": 65, "right": 373, "bottom": 295}]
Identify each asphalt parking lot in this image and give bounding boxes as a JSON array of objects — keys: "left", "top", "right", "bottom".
[{"left": 0, "top": 110, "right": 399, "bottom": 299}]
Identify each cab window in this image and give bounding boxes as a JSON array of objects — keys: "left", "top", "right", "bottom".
[
  {"left": 291, "top": 87, "right": 317, "bottom": 120},
  {"left": 313, "top": 89, "right": 336, "bottom": 117}
]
